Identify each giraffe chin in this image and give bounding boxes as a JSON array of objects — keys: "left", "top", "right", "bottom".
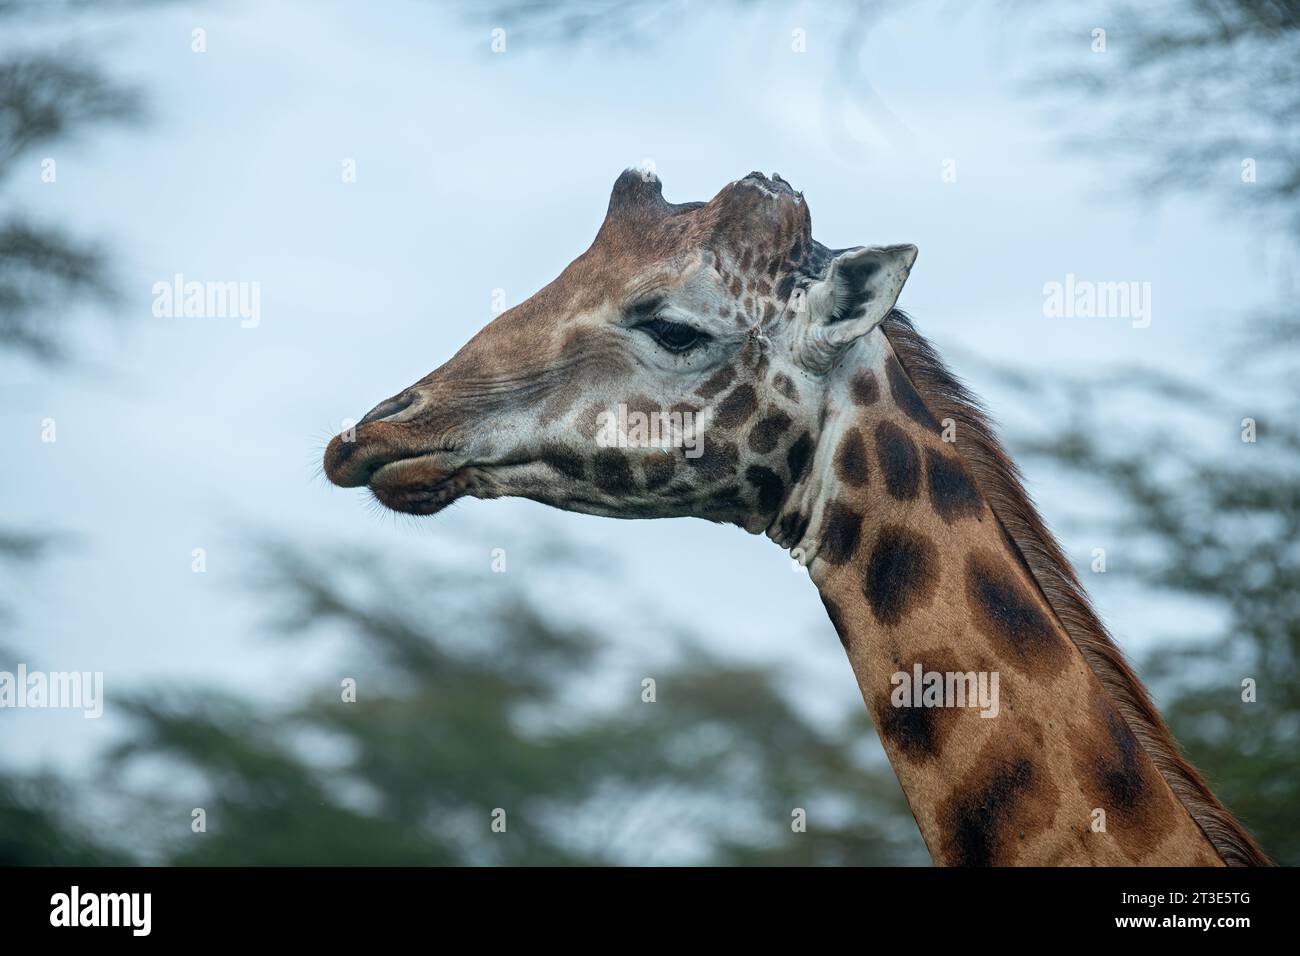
[
  {"left": 369, "top": 481, "right": 466, "bottom": 516},
  {"left": 367, "top": 456, "right": 472, "bottom": 516}
]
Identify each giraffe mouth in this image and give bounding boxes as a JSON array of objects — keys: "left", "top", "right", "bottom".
[{"left": 367, "top": 454, "right": 475, "bottom": 516}]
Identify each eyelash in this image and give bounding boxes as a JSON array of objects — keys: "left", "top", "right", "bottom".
[{"left": 636, "top": 316, "right": 711, "bottom": 354}]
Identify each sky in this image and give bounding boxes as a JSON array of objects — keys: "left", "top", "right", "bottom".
[{"left": 1, "top": 0, "right": 1286, "bottom": 770}]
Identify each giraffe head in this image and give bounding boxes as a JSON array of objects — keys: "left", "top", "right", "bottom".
[{"left": 324, "top": 170, "right": 916, "bottom": 539}]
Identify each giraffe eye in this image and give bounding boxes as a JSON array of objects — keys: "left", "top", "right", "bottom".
[{"left": 637, "top": 317, "right": 710, "bottom": 354}]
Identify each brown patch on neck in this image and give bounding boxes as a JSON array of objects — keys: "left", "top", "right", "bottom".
[
  {"left": 965, "top": 548, "right": 1069, "bottom": 675},
  {"left": 881, "top": 311, "right": 1271, "bottom": 867},
  {"left": 872, "top": 649, "right": 967, "bottom": 764},
  {"left": 1071, "top": 697, "right": 1178, "bottom": 862},
  {"left": 937, "top": 729, "right": 1061, "bottom": 866}
]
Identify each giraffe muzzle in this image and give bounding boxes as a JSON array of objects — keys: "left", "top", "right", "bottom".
[{"left": 324, "top": 427, "right": 472, "bottom": 515}]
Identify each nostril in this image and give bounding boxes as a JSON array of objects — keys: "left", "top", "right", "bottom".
[
  {"left": 329, "top": 437, "right": 359, "bottom": 469},
  {"left": 323, "top": 433, "right": 393, "bottom": 488},
  {"left": 359, "top": 391, "right": 417, "bottom": 425}
]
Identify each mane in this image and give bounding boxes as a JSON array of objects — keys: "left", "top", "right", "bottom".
[{"left": 881, "top": 311, "right": 1272, "bottom": 867}]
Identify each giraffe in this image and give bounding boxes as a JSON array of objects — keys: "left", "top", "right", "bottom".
[{"left": 323, "top": 170, "right": 1269, "bottom": 866}]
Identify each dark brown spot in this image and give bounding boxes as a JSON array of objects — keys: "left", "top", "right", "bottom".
[
  {"left": 540, "top": 445, "right": 584, "bottom": 481},
  {"left": 745, "top": 465, "right": 785, "bottom": 513},
  {"left": 748, "top": 409, "right": 792, "bottom": 453},
  {"left": 623, "top": 394, "right": 662, "bottom": 419},
  {"left": 834, "top": 427, "right": 870, "bottom": 487},
  {"left": 786, "top": 431, "right": 814, "bottom": 484},
  {"left": 938, "top": 735, "right": 1058, "bottom": 866},
  {"left": 714, "top": 383, "right": 758, "bottom": 430},
  {"left": 873, "top": 657, "right": 963, "bottom": 764},
  {"left": 643, "top": 450, "right": 676, "bottom": 489},
  {"left": 696, "top": 365, "right": 736, "bottom": 399},
  {"left": 873, "top": 650, "right": 982, "bottom": 764},
  {"left": 818, "top": 502, "right": 862, "bottom": 566},
  {"left": 1096, "top": 707, "right": 1149, "bottom": 812},
  {"left": 850, "top": 370, "right": 880, "bottom": 406},
  {"left": 1069, "top": 696, "right": 1174, "bottom": 860},
  {"left": 886, "top": 354, "right": 939, "bottom": 431},
  {"left": 876, "top": 696, "right": 948, "bottom": 763},
  {"left": 874, "top": 420, "right": 920, "bottom": 501},
  {"left": 772, "top": 373, "right": 799, "bottom": 403},
  {"left": 926, "top": 447, "right": 982, "bottom": 523},
  {"left": 863, "top": 524, "right": 938, "bottom": 626},
  {"left": 965, "top": 550, "right": 1067, "bottom": 672},
  {"left": 687, "top": 439, "right": 738, "bottom": 483},
  {"left": 592, "top": 449, "right": 636, "bottom": 494}
]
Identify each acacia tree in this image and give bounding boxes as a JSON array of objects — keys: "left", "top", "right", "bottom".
[
  {"left": 0, "top": 11, "right": 140, "bottom": 359},
  {"left": 0, "top": 0, "right": 144, "bottom": 859},
  {"left": 0, "top": 0, "right": 144, "bottom": 614},
  {"left": 85, "top": 538, "right": 924, "bottom": 866}
]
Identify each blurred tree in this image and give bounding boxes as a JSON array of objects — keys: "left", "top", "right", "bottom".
[
  {"left": 0, "top": 0, "right": 146, "bottom": 623},
  {"left": 81, "top": 539, "right": 923, "bottom": 866},
  {"left": 1030, "top": 0, "right": 1300, "bottom": 359},
  {"left": 0, "top": 0, "right": 152, "bottom": 865},
  {"left": 0, "top": 773, "right": 130, "bottom": 865},
  {"left": 0, "top": 41, "right": 140, "bottom": 360},
  {"left": 1033, "top": 0, "right": 1300, "bottom": 238}
]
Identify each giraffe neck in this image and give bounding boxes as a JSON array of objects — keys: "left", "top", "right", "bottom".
[{"left": 771, "top": 333, "right": 1222, "bottom": 866}]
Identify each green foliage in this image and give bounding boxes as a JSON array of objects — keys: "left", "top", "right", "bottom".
[
  {"left": 0, "top": 539, "right": 924, "bottom": 866},
  {"left": 1031, "top": 0, "right": 1300, "bottom": 235},
  {"left": 0, "top": 774, "right": 130, "bottom": 866},
  {"left": 0, "top": 44, "right": 140, "bottom": 360},
  {"left": 93, "top": 541, "right": 923, "bottom": 865}
]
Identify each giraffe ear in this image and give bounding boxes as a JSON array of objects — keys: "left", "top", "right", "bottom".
[
  {"left": 798, "top": 244, "right": 917, "bottom": 362},
  {"left": 819, "top": 243, "right": 917, "bottom": 330}
]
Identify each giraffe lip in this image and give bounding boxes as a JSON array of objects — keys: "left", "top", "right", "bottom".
[
  {"left": 370, "top": 482, "right": 465, "bottom": 516},
  {"left": 367, "top": 454, "right": 470, "bottom": 515},
  {"left": 368, "top": 453, "right": 452, "bottom": 484}
]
